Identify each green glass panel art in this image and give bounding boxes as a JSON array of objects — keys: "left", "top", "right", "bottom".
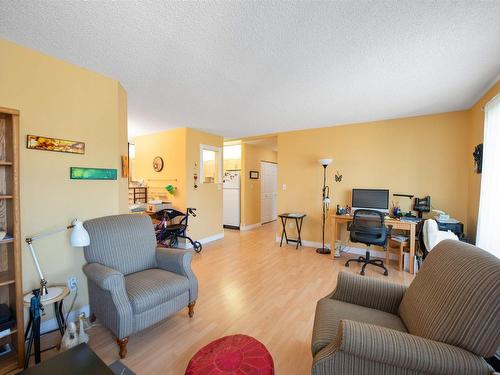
[{"left": 70, "top": 167, "right": 117, "bottom": 180}]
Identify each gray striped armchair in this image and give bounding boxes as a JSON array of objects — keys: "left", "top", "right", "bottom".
[
  {"left": 82, "top": 214, "right": 198, "bottom": 358},
  {"left": 312, "top": 240, "right": 500, "bottom": 375}
]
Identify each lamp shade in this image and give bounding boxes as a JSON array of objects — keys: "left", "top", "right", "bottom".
[
  {"left": 319, "top": 158, "right": 333, "bottom": 166},
  {"left": 70, "top": 219, "right": 90, "bottom": 247}
]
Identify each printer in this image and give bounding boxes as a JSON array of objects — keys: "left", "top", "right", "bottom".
[{"left": 432, "top": 210, "right": 464, "bottom": 239}]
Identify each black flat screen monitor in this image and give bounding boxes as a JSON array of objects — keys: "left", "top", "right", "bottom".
[{"left": 352, "top": 189, "right": 389, "bottom": 213}]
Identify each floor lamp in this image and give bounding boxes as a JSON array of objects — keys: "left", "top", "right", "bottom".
[{"left": 316, "top": 158, "right": 333, "bottom": 254}]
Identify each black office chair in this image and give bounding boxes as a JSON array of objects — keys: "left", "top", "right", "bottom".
[{"left": 345, "top": 209, "right": 390, "bottom": 276}]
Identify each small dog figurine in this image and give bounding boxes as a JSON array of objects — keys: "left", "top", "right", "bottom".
[{"left": 60, "top": 322, "right": 78, "bottom": 351}]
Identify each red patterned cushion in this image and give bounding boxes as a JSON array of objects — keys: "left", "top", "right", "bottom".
[{"left": 185, "top": 334, "right": 274, "bottom": 375}]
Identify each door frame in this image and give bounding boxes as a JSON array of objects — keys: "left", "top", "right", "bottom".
[{"left": 260, "top": 160, "right": 278, "bottom": 224}]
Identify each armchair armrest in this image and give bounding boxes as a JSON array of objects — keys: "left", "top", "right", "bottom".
[
  {"left": 156, "top": 247, "right": 198, "bottom": 302},
  {"left": 314, "top": 320, "right": 492, "bottom": 375},
  {"left": 82, "top": 262, "right": 134, "bottom": 339},
  {"left": 83, "top": 263, "right": 125, "bottom": 292},
  {"left": 331, "top": 272, "right": 406, "bottom": 314}
]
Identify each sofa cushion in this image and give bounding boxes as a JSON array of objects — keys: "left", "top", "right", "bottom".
[
  {"left": 125, "top": 268, "right": 190, "bottom": 314},
  {"left": 311, "top": 298, "right": 407, "bottom": 356}
]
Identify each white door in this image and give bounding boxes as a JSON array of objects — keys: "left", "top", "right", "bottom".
[{"left": 261, "top": 161, "right": 278, "bottom": 224}]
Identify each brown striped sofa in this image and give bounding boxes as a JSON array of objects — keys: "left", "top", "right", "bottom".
[{"left": 311, "top": 240, "right": 500, "bottom": 375}]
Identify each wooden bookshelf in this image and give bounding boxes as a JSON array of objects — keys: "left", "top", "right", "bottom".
[{"left": 0, "top": 107, "right": 23, "bottom": 373}]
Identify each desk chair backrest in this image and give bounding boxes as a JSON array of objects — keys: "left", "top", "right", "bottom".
[
  {"left": 349, "top": 209, "right": 388, "bottom": 247},
  {"left": 399, "top": 240, "right": 500, "bottom": 357}
]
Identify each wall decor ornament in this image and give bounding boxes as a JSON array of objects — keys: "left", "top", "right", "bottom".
[
  {"left": 334, "top": 171, "right": 343, "bottom": 182},
  {"left": 121, "top": 155, "right": 129, "bottom": 178},
  {"left": 70, "top": 167, "right": 117, "bottom": 180},
  {"left": 473, "top": 143, "right": 483, "bottom": 174},
  {"left": 153, "top": 156, "right": 164, "bottom": 172},
  {"left": 27, "top": 135, "right": 85, "bottom": 154},
  {"left": 249, "top": 171, "right": 259, "bottom": 179}
]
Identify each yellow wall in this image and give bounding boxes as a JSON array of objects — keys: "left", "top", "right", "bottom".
[
  {"left": 241, "top": 144, "right": 278, "bottom": 227},
  {"left": 133, "top": 128, "right": 187, "bottom": 209},
  {"left": 278, "top": 111, "right": 470, "bottom": 244},
  {"left": 185, "top": 128, "right": 224, "bottom": 240},
  {"left": 132, "top": 127, "right": 224, "bottom": 241},
  {"left": 466, "top": 80, "right": 500, "bottom": 242},
  {"left": 0, "top": 39, "right": 128, "bottom": 315}
]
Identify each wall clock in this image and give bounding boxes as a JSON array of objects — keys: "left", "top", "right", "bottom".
[{"left": 153, "top": 156, "right": 164, "bottom": 172}]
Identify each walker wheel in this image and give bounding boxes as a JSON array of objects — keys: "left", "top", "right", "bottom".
[{"left": 193, "top": 241, "right": 202, "bottom": 253}]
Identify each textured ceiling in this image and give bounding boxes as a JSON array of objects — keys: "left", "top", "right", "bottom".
[{"left": 1, "top": 1, "right": 499, "bottom": 138}]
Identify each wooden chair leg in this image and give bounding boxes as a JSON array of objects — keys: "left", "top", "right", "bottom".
[
  {"left": 116, "top": 337, "right": 129, "bottom": 359},
  {"left": 188, "top": 301, "right": 196, "bottom": 318}
]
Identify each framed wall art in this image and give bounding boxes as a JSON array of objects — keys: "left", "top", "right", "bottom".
[
  {"left": 27, "top": 135, "right": 85, "bottom": 154},
  {"left": 70, "top": 167, "right": 117, "bottom": 180}
]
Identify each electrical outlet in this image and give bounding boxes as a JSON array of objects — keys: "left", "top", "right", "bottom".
[{"left": 68, "top": 276, "right": 78, "bottom": 291}]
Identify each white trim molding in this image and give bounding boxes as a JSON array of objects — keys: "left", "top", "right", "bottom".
[
  {"left": 240, "top": 223, "right": 261, "bottom": 231},
  {"left": 40, "top": 304, "right": 90, "bottom": 334},
  {"left": 273, "top": 236, "right": 399, "bottom": 260},
  {"left": 178, "top": 231, "right": 225, "bottom": 249}
]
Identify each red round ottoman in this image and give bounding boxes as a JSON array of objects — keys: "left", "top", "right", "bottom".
[{"left": 185, "top": 334, "right": 274, "bottom": 375}]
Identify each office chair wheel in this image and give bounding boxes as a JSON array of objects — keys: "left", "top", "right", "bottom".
[
  {"left": 344, "top": 262, "right": 349, "bottom": 267},
  {"left": 383, "top": 270, "right": 389, "bottom": 276},
  {"left": 193, "top": 241, "right": 202, "bottom": 253},
  {"left": 360, "top": 270, "right": 365, "bottom": 276}
]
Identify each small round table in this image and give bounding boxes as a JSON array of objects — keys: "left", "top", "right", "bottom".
[
  {"left": 186, "top": 334, "right": 274, "bottom": 374},
  {"left": 23, "top": 286, "right": 70, "bottom": 368}
]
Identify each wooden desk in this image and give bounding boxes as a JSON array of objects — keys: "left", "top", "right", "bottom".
[{"left": 329, "top": 214, "right": 417, "bottom": 274}]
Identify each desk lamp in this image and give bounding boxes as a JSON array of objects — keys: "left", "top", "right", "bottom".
[
  {"left": 25, "top": 219, "right": 90, "bottom": 300},
  {"left": 317, "top": 158, "right": 333, "bottom": 254}
]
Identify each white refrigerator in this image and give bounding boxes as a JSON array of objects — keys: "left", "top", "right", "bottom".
[{"left": 223, "top": 171, "right": 240, "bottom": 228}]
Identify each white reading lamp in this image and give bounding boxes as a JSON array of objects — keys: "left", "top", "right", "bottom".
[
  {"left": 317, "top": 158, "right": 333, "bottom": 254},
  {"left": 25, "top": 219, "right": 90, "bottom": 301}
]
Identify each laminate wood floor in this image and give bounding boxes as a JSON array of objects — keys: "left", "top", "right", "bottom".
[{"left": 48, "top": 223, "right": 415, "bottom": 374}]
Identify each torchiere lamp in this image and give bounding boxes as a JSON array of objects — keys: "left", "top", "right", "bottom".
[
  {"left": 25, "top": 219, "right": 90, "bottom": 300},
  {"left": 317, "top": 158, "right": 333, "bottom": 254}
]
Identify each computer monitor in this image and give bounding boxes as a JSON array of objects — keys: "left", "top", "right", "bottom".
[{"left": 352, "top": 189, "right": 389, "bottom": 213}]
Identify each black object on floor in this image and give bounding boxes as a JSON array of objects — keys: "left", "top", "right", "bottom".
[
  {"left": 279, "top": 213, "right": 306, "bottom": 250},
  {"left": 110, "top": 360, "right": 136, "bottom": 375},
  {"left": 19, "top": 343, "right": 114, "bottom": 375}
]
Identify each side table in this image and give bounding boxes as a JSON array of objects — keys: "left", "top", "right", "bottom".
[
  {"left": 278, "top": 213, "right": 306, "bottom": 249},
  {"left": 23, "top": 286, "right": 70, "bottom": 368}
]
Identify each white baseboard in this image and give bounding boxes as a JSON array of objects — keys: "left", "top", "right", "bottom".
[
  {"left": 240, "top": 223, "right": 261, "bottom": 231},
  {"left": 40, "top": 304, "right": 90, "bottom": 334},
  {"left": 274, "top": 236, "right": 398, "bottom": 260},
  {"left": 274, "top": 236, "right": 331, "bottom": 250},
  {"left": 178, "top": 232, "right": 225, "bottom": 249}
]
